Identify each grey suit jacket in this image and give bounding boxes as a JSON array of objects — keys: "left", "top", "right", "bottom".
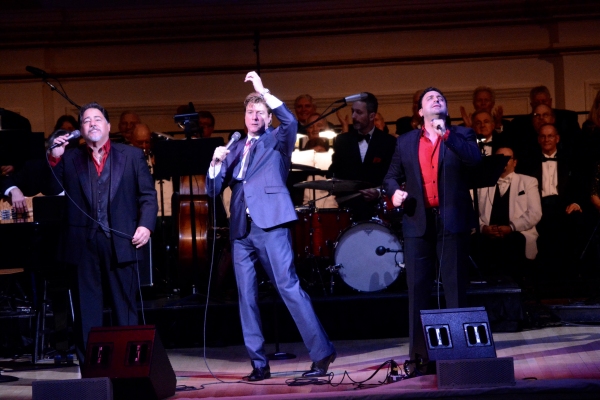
[{"left": 207, "top": 104, "right": 297, "bottom": 240}]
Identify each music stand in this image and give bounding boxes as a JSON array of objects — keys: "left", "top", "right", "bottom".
[
  {"left": 469, "top": 155, "right": 510, "bottom": 280},
  {"left": 153, "top": 138, "right": 224, "bottom": 297}
]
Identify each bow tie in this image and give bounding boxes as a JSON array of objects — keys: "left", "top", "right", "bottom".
[
  {"left": 542, "top": 157, "right": 557, "bottom": 162},
  {"left": 481, "top": 142, "right": 493, "bottom": 147},
  {"left": 357, "top": 134, "right": 371, "bottom": 143}
]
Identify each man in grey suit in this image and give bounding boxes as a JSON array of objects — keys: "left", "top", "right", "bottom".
[{"left": 207, "top": 72, "right": 335, "bottom": 381}]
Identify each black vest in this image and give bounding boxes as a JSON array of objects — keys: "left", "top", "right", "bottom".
[
  {"left": 90, "top": 155, "right": 111, "bottom": 237},
  {"left": 489, "top": 184, "right": 510, "bottom": 226}
]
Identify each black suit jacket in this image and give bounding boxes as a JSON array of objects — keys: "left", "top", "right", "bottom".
[
  {"left": 532, "top": 151, "right": 585, "bottom": 209},
  {"left": 329, "top": 128, "right": 397, "bottom": 186},
  {"left": 49, "top": 142, "right": 158, "bottom": 264},
  {"left": 384, "top": 126, "right": 482, "bottom": 238}
]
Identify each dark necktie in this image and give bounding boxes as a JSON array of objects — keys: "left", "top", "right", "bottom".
[
  {"left": 239, "top": 138, "right": 256, "bottom": 179},
  {"left": 358, "top": 134, "right": 371, "bottom": 143},
  {"left": 541, "top": 157, "right": 557, "bottom": 162}
]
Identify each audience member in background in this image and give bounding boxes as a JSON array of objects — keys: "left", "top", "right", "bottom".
[
  {"left": 53, "top": 115, "right": 79, "bottom": 132},
  {"left": 0, "top": 107, "right": 32, "bottom": 131},
  {"left": 532, "top": 124, "right": 587, "bottom": 278},
  {"left": 507, "top": 86, "right": 581, "bottom": 162},
  {"left": 301, "top": 113, "right": 328, "bottom": 149},
  {"left": 374, "top": 112, "right": 390, "bottom": 135},
  {"left": 460, "top": 86, "right": 508, "bottom": 132},
  {"left": 294, "top": 94, "right": 317, "bottom": 134},
  {"left": 130, "top": 123, "right": 154, "bottom": 179},
  {"left": 111, "top": 110, "right": 141, "bottom": 144},
  {"left": 475, "top": 146, "right": 541, "bottom": 283},
  {"left": 472, "top": 110, "right": 505, "bottom": 156},
  {"left": 581, "top": 90, "right": 600, "bottom": 184},
  {"left": 197, "top": 111, "right": 215, "bottom": 138},
  {"left": 329, "top": 92, "right": 396, "bottom": 221},
  {"left": 395, "top": 90, "right": 423, "bottom": 135}
]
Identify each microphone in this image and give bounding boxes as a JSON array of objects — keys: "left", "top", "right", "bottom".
[
  {"left": 49, "top": 130, "right": 81, "bottom": 150},
  {"left": 215, "top": 131, "right": 242, "bottom": 162},
  {"left": 433, "top": 118, "right": 445, "bottom": 133},
  {"left": 376, "top": 246, "right": 402, "bottom": 256},
  {"left": 26, "top": 66, "right": 49, "bottom": 79},
  {"left": 336, "top": 92, "right": 368, "bottom": 104}
]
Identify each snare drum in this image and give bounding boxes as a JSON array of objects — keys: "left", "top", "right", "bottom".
[{"left": 334, "top": 221, "right": 403, "bottom": 292}]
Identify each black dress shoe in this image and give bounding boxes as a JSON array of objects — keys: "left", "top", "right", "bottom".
[
  {"left": 244, "top": 365, "right": 271, "bottom": 381},
  {"left": 302, "top": 353, "right": 336, "bottom": 377}
]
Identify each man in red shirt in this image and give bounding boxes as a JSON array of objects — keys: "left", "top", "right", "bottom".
[{"left": 384, "top": 88, "right": 481, "bottom": 371}]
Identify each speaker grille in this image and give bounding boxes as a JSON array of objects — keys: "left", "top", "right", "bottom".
[
  {"left": 32, "top": 377, "right": 113, "bottom": 400},
  {"left": 437, "top": 357, "right": 515, "bottom": 389}
]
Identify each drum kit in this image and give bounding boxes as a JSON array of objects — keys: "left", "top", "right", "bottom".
[{"left": 292, "top": 177, "right": 405, "bottom": 294}]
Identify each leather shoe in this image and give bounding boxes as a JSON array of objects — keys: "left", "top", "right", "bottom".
[
  {"left": 302, "top": 353, "right": 336, "bottom": 377},
  {"left": 244, "top": 365, "right": 271, "bottom": 381}
]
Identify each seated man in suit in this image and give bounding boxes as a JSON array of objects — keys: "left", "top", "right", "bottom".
[
  {"left": 476, "top": 146, "right": 542, "bottom": 283},
  {"left": 505, "top": 86, "right": 581, "bottom": 174},
  {"left": 460, "top": 86, "right": 509, "bottom": 133},
  {"left": 329, "top": 92, "right": 396, "bottom": 221},
  {"left": 533, "top": 124, "right": 587, "bottom": 278},
  {"left": 472, "top": 110, "right": 505, "bottom": 156}
]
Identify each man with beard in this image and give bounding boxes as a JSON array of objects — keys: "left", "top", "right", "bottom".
[{"left": 329, "top": 92, "right": 396, "bottom": 221}]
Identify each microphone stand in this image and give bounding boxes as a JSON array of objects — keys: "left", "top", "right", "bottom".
[
  {"left": 42, "top": 78, "right": 81, "bottom": 110},
  {"left": 305, "top": 103, "right": 348, "bottom": 130}
]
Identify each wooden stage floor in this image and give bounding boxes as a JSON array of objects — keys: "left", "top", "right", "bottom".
[{"left": 1, "top": 325, "right": 600, "bottom": 399}]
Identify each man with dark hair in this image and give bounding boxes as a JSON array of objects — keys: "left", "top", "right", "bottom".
[
  {"left": 197, "top": 111, "right": 215, "bottom": 137},
  {"left": 329, "top": 91, "right": 396, "bottom": 221},
  {"left": 207, "top": 72, "right": 335, "bottom": 382},
  {"left": 384, "top": 87, "right": 481, "bottom": 370},
  {"left": 49, "top": 102, "right": 157, "bottom": 363}
]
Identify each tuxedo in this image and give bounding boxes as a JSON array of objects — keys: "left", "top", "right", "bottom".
[
  {"left": 329, "top": 128, "right": 396, "bottom": 219},
  {"left": 49, "top": 142, "right": 158, "bottom": 361},
  {"left": 531, "top": 152, "right": 587, "bottom": 274},
  {"left": 477, "top": 173, "right": 542, "bottom": 260},
  {"left": 384, "top": 125, "right": 481, "bottom": 361},
  {"left": 207, "top": 103, "right": 334, "bottom": 369},
  {"left": 505, "top": 109, "right": 581, "bottom": 175}
]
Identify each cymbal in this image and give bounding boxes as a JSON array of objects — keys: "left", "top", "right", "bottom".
[
  {"left": 293, "top": 178, "right": 372, "bottom": 193},
  {"left": 290, "top": 163, "right": 325, "bottom": 174}
]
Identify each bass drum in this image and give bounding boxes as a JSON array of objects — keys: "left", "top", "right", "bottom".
[{"left": 334, "top": 221, "right": 404, "bottom": 292}]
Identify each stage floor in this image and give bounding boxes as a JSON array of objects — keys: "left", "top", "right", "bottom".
[{"left": 1, "top": 325, "right": 600, "bottom": 399}]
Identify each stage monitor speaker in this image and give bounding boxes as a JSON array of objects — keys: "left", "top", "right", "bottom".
[
  {"left": 82, "top": 325, "right": 175, "bottom": 400},
  {"left": 420, "top": 306, "right": 496, "bottom": 361},
  {"left": 437, "top": 357, "right": 516, "bottom": 389},
  {"left": 32, "top": 377, "right": 113, "bottom": 400}
]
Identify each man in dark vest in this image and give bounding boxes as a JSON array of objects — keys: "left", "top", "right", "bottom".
[
  {"left": 48, "top": 102, "right": 157, "bottom": 362},
  {"left": 475, "top": 146, "right": 541, "bottom": 281}
]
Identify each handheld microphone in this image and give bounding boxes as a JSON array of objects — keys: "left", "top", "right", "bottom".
[
  {"left": 49, "top": 130, "right": 81, "bottom": 150},
  {"left": 26, "top": 66, "right": 49, "bottom": 79},
  {"left": 336, "top": 92, "right": 368, "bottom": 104},
  {"left": 215, "top": 131, "right": 242, "bottom": 162},
  {"left": 433, "top": 119, "right": 446, "bottom": 133}
]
